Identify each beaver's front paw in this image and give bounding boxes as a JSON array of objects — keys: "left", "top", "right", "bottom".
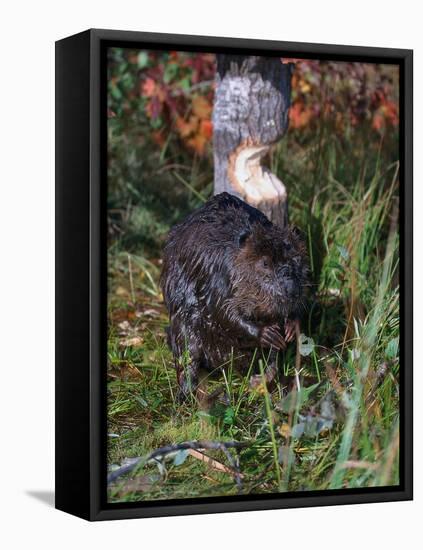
[
  {"left": 284, "top": 318, "right": 299, "bottom": 343},
  {"left": 259, "top": 324, "right": 286, "bottom": 350}
]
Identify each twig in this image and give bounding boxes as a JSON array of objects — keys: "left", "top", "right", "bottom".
[
  {"left": 187, "top": 449, "right": 244, "bottom": 478},
  {"left": 127, "top": 253, "right": 136, "bottom": 304}
]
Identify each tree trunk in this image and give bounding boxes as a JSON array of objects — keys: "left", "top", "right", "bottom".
[{"left": 212, "top": 55, "right": 292, "bottom": 226}]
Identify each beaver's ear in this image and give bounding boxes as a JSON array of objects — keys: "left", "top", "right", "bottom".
[
  {"left": 238, "top": 229, "right": 252, "bottom": 247},
  {"left": 290, "top": 225, "right": 306, "bottom": 242}
]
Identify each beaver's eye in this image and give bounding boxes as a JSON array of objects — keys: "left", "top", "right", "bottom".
[{"left": 262, "top": 258, "right": 269, "bottom": 268}]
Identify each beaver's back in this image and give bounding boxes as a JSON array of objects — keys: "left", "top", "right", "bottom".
[
  {"left": 161, "top": 193, "right": 272, "bottom": 314},
  {"left": 165, "top": 192, "right": 270, "bottom": 252}
]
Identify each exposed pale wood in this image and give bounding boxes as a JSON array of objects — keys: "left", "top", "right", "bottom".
[{"left": 213, "top": 55, "right": 292, "bottom": 226}]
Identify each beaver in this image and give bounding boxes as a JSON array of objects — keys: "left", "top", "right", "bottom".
[{"left": 160, "top": 192, "right": 310, "bottom": 401}]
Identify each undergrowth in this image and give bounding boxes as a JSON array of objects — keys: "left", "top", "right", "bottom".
[{"left": 106, "top": 112, "right": 400, "bottom": 502}]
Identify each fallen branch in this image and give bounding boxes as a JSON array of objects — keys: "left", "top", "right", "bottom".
[
  {"left": 187, "top": 449, "right": 244, "bottom": 479},
  {"left": 107, "top": 440, "right": 249, "bottom": 488}
]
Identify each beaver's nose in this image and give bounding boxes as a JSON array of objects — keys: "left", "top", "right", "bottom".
[
  {"left": 284, "top": 278, "right": 295, "bottom": 291},
  {"left": 284, "top": 278, "right": 299, "bottom": 297}
]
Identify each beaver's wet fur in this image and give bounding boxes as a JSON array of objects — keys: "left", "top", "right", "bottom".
[{"left": 160, "top": 192, "right": 310, "bottom": 400}]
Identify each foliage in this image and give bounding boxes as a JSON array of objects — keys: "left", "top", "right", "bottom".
[
  {"left": 107, "top": 49, "right": 400, "bottom": 502},
  {"left": 108, "top": 48, "right": 215, "bottom": 155},
  {"left": 288, "top": 60, "right": 399, "bottom": 136}
]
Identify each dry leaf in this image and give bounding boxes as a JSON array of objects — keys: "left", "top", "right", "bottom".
[
  {"left": 118, "top": 320, "right": 131, "bottom": 332},
  {"left": 119, "top": 336, "right": 143, "bottom": 348},
  {"left": 192, "top": 96, "right": 212, "bottom": 119},
  {"left": 278, "top": 423, "right": 291, "bottom": 438},
  {"left": 249, "top": 375, "right": 266, "bottom": 394},
  {"left": 115, "top": 286, "right": 129, "bottom": 296},
  {"left": 176, "top": 115, "right": 198, "bottom": 138},
  {"left": 141, "top": 308, "right": 160, "bottom": 318},
  {"left": 186, "top": 133, "right": 207, "bottom": 155}
]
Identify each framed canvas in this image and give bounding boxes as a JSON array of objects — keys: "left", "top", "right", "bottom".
[{"left": 55, "top": 29, "right": 413, "bottom": 521}]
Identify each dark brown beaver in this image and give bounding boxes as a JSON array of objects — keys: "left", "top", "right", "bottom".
[{"left": 160, "top": 192, "right": 310, "bottom": 400}]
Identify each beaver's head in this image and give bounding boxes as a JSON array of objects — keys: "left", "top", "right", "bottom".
[{"left": 232, "top": 223, "right": 310, "bottom": 320}]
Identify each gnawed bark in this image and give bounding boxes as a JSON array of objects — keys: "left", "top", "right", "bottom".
[{"left": 213, "top": 55, "right": 292, "bottom": 226}]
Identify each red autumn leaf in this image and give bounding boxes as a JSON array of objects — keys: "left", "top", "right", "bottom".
[
  {"left": 152, "top": 130, "right": 166, "bottom": 146},
  {"left": 382, "top": 100, "right": 399, "bottom": 126},
  {"left": 199, "top": 119, "right": 213, "bottom": 140},
  {"left": 372, "top": 112, "right": 384, "bottom": 131},
  {"left": 289, "top": 102, "right": 313, "bottom": 129},
  {"left": 142, "top": 77, "right": 156, "bottom": 97},
  {"left": 192, "top": 96, "right": 212, "bottom": 119},
  {"left": 187, "top": 133, "right": 207, "bottom": 155},
  {"left": 176, "top": 115, "right": 198, "bottom": 138}
]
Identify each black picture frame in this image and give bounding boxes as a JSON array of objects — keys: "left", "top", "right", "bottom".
[{"left": 55, "top": 28, "right": 413, "bottom": 521}]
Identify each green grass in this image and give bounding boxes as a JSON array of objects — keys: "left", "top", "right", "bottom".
[{"left": 107, "top": 123, "right": 400, "bottom": 503}]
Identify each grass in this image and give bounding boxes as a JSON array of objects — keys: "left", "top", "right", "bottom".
[{"left": 106, "top": 119, "right": 400, "bottom": 503}]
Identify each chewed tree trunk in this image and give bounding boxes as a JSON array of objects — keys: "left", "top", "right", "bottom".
[{"left": 212, "top": 55, "right": 292, "bottom": 227}]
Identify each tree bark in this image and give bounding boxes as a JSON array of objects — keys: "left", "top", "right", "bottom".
[{"left": 212, "top": 55, "right": 292, "bottom": 226}]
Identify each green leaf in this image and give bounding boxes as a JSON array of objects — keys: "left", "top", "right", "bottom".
[
  {"left": 137, "top": 51, "right": 149, "bottom": 69},
  {"left": 178, "top": 76, "right": 191, "bottom": 91},
  {"left": 302, "top": 382, "right": 320, "bottom": 399},
  {"left": 276, "top": 383, "right": 320, "bottom": 414},
  {"left": 299, "top": 334, "right": 315, "bottom": 356},
  {"left": 135, "top": 396, "right": 148, "bottom": 407},
  {"left": 276, "top": 389, "right": 298, "bottom": 413},
  {"left": 163, "top": 63, "right": 178, "bottom": 84},
  {"left": 173, "top": 449, "right": 189, "bottom": 466},
  {"left": 291, "top": 422, "right": 305, "bottom": 438},
  {"left": 150, "top": 116, "right": 163, "bottom": 129},
  {"left": 223, "top": 406, "right": 235, "bottom": 425},
  {"left": 385, "top": 337, "right": 399, "bottom": 359},
  {"left": 110, "top": 83, "right": 122, "bottom": 100},
  {"left": 337, "top": 245, "right": 350, "bottom": 261},
  {"left": 303, "top": 417, "right": 320, "bottom": 437}
]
